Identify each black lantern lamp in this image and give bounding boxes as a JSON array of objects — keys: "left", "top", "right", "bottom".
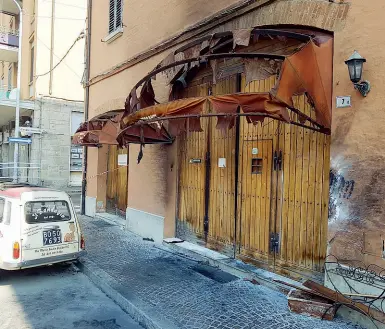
[{"left": 345, "top": 50, "right": 371, "bottom": 97}]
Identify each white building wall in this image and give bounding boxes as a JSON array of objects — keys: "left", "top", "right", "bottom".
[{"left": 35, "top": 0, "right": 86, "bottom": 101}]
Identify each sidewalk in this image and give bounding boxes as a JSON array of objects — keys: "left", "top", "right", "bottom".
[{"left": 78, "top": 215, "right": 361, "bottom": 329}]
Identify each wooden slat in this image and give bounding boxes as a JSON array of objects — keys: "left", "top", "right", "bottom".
[
  {"left": 264, "top": 140, "right": 273, "bottom": 254},
  {"left": 306, "top": 129, "right": 317, "bottom": 269},
  {"left": 300, "top": 96, "right": 310, "bottom": 267},
  {"left": 276, "top": 120, "right": 285, "bottom": 261},
  {"left": 245, "top": 125, "right": 252, "bottom": 250},
  {"left": 280, "top": 122, "right": 291, "bottom": 263},
  {"left": 117, "top": 148, "right": 128, "bottom": 212},
  {"left": 179, "top": 135, "right": 186, "bottom": 221},
  {"left": 240, "top": 121, "right": 247, "bottom": 250},
  {"left": 106, "top": 145, "right": 118, "bottom": 200},
  {"left": 293, "top": 96, "right": 303, "bottom": 266},
  {"left": 313, "top": 132, "right": 324, "bottom": 271}
]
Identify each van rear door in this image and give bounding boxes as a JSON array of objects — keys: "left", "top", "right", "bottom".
[{"left": 21, "top": 195, "right": 80, "bottom": 263}]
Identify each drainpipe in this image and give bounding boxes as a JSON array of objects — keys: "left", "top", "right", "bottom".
[
  {"left": 49, "top": 0, "right": 55, "bottom": 95},
  {"left": 81, "top": 0, "right": 92, "bottom": 215},
  {"left": 12, "top": 0, "right": 22, "bottom": 183}
]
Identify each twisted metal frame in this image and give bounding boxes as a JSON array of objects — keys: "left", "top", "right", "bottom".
[{"left": 324, "top": 255, "right": 385, "bottom": 327}]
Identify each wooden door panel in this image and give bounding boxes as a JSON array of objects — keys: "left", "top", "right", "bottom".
[
  {"left": 177, "top": 84, "right": 209, "bottom": 242},
  {"left": 238, "top": 139, "right": 273, "bottom": 262},
  {"left": 207, "top": 77, "right": 237, "bottom": 252},
  {"left": 107, "top": 145, "right": 118, "bottom": 203},
  {"left": 106, "top": 145, "right": 128, "bottom": 215},
  {"left": 275, "top": 96, "right": 330, "bottom": 277},
  {"left": 239, "top": 75, "right": 330, "bottom": 278},
  {"left": 117, "top": 148, "right": 128, "bottom": 212}
]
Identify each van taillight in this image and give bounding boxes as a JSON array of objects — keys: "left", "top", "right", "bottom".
[
  {"left": 13, "top": 242, "right": 20, "bottom": 259},
  {"left": 80, "top": 235, "right": 85, "bottom": 250}
]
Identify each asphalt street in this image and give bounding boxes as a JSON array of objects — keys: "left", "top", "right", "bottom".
[{"left": 0, "top": 263, "right": 143, "bottom": 329}]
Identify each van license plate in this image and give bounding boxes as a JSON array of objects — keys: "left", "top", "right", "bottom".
[{"left": 43, "top": 229, "right": 62, "bottom": 246}]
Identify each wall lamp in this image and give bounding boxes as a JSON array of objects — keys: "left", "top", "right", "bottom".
[{"left": 345, "top": 50, "right": 371, "bottom": 97}]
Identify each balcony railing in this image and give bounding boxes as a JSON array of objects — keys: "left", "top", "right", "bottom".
[
  {"left": 0, "top": 26, "right": 19, "bottom": 48},
  {"left": 0, "top": 87, "right": 17, "bottom": 101}
]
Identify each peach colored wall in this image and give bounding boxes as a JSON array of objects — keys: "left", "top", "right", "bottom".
[
  {"left": 329, "top": 0, "right": 385, "bottom": 266},
  {"left": 128, "top": 144, "right": 168, "bottom": 217},
  {"left": 86, "top": 145, "right": 108, "bottom": 210},
  {"left": 87, "top": 0, "right": 385, "bottom": 264},
  {"left": 88, "top": 0, "right": 240, "bottom": 79}
]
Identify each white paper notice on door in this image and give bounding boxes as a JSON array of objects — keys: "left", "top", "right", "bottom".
[
  {"left": 218, "top": 158, "right": 226, "bottom": 168},
  {"left": 118, "top": 154, "right": 128, "bottom": 166}
]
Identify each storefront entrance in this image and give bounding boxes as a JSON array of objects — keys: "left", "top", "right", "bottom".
[
  {"left": 177, "top": 74, "right": 330, "bottom": 280},
  {"left": 106, "top": 145, "right": 128, "bottom": 217}
]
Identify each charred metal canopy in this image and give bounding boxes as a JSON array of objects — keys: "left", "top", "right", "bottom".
[
  {"left": 73, "top": 110, "right": 173, "bottom": 146},
  {"left": 74, "top": 28, "right": 333, "bottom": 148}
]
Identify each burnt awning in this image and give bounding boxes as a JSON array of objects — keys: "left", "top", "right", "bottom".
[
  {"left": 73, "top": 109, "right": 173, "bottom": 147},
  {"left": 73, "top": 110, "right": 122, "bottom": 147},
  {"left": 119, "top": 92, "right": 290, "bottom": 138},
  {"left": 76, "top": 28, "right": 332, "bottom": 150},
  {"left": 120, "top": 29, "right": 333, "bottom": 143}
]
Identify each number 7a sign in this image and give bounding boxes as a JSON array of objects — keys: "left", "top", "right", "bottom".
[{"left": 336, "top": 96, "right": 351, "bottom": 108}]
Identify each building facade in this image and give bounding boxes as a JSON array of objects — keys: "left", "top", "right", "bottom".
[
  {"left": 82, "top": 0, "right": 385, "bottom": 304},
  {"left": 0, "top": 0, "right": 86, "bottom": 188}
]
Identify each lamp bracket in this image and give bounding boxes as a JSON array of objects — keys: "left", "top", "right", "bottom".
[{"left": 354, "top": 80, "right": 371, "bottom": 97}]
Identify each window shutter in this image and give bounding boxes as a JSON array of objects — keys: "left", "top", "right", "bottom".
[
  {"left": 116, "top": 0, "right": 122, "bottom": 29},
  {"left": 30, "top": 45, "right": 34, "bottom": 83},
  {"left": 109, "top": 0, "right": 115, "bottom": 34}
]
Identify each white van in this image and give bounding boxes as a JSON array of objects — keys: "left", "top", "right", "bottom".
[{"left": 0, "top": 187, "right": 85, "bottom": 270}]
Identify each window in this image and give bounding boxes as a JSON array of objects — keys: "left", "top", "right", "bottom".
[
  {"left": 251, "top": 158, "right": 263, "bottom": 174},
  {"left": 0, "top": 198, "right": 4, "bottom": 223},
  {"left": 25, "top": 201, "right": 71, "bottom": 224},
  {"left": 109, "top": 0, "right": 122, "bottom": 34},
  {"left": 29, "top": 42, "right": 34, "bottom": 83},
  {"left": 7, "top": 65, "right": 12, "bottom": 91},
  {"left": 4, "top": 201, "right": 11, "bottom": 225},
  {"left": 71, "top": 111, "right": 84, "bottom": 136}
]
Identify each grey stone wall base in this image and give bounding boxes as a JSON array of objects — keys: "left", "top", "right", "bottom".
[
  {"left": 74, "top": 258, "right": 179, "bottom": 329},
  {"left": 85, "top": 196, "right": 96, "bottom": 217},
  {"left": 125, "top": 208, "right": 164, "bottom": 243}
]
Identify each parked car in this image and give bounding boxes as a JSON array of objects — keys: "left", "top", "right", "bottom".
[{"left": 0, "top": 186, "right": 85, "bottom": 270}]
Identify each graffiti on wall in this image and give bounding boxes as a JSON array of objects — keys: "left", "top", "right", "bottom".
[
  {"left": 328, "top": 168, "right": 355, "bottom": 223},
  {"left": 330, "top": 169, "right": 355, "bottom": 199}
]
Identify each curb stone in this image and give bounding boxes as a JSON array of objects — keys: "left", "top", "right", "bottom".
[{"left": 74, "top": 258, "right": 179, "bottom": 329}]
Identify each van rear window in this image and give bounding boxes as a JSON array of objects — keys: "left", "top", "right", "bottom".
[{"left": 25, "top": 201, "right": 71, "bottom": 224}]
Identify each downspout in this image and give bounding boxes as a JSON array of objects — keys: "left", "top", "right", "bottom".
[
  {"left": 49, "top": 0, "right": 55, "bottom": 95},
  {"left": 12, "top": 0, "right": 22, "bottom": 182},
  {"left": 81, "top": 0, "right": 92, "bottom": 215}
]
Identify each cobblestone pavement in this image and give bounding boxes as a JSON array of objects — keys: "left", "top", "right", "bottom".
[{"left": 80, "top": 216, "right": 362, "bottom": 329}]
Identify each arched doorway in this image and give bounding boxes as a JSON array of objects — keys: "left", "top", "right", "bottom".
[
  {"left": 174, "top": 33, "right": 331, "bottom": 280},
  {"left": 117, "top": 27, "right": 333, "bottom": 280},
  {"left": 106, "top": 145, "right": 128, "bottom": 217}
]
